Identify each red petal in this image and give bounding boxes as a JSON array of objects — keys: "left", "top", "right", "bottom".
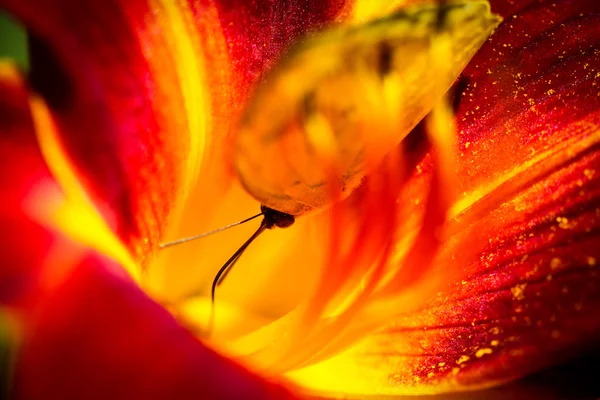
[
  {"left": 0, "top": 66, "right": 55, "bottom": 303},
  {"left": 1, "top": 0, "right": 220, "bottom": 263},
  {"left": 382, "top": 0, "right": 600, "bottom": 390},
  {"left": 1, "top": 0, "right": 352, "bottom": 266},
  {"left": 455, "top": 0, "right": 600, "bottom": 193},
  {"left": 381, "top": 148, "right": 600, "bottom": 390},
  {"left": 14, "top": 257, "right": 300, "bottom": 400},
  {"left": 211, "top": 0, "right": 350, "bottom": 101}
]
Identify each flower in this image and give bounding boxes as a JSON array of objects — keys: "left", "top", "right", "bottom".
[{"left": 0, "top": 0, "right": 599, "bottom": 399}]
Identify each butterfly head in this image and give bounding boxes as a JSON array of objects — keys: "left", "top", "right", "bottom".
[{"left": 261, "top": 205, "right": 296, "bottom": 229}]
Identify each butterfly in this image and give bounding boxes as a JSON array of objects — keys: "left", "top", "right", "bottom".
[{"left": 234, "top": 0, "right": 501, "bottom": 216}]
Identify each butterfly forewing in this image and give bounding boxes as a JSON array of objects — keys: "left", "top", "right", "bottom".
[{"left": 235, "top": 1, "right": 501, "bottom": 216}]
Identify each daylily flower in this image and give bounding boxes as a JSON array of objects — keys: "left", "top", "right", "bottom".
[{"left": 0, "top": 0, "right": 599, "bottom": 398}]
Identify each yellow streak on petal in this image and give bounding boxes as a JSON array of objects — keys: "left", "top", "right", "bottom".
[
  {"left": 0, "top": 62, "right": 19, "bottom": 82},
  {"left": 151, "top": 0, "right": 208, "bottom": 192},
  {"left": 142, "top": 0, "right": 226, "bottom": 299},
  {"left": 28, "top": 95, "right": 139, "bottom": 282},
  {"left": 287, "top": 336, "right": 463, "bottom": 396},
  {"left": 175, "top": 296, "right": 271, "bottom": 340}
]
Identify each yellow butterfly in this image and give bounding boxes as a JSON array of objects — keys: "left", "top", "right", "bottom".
[{"left": 235, "top": 0, "right": 501, "bottom": 216}]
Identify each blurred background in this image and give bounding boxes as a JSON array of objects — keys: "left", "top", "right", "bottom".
[{"left": 0, "top": 11, "right": 28, "bottom": 70}]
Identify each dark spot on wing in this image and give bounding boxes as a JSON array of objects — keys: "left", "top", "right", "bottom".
[
  {"left": 435, "top": 0, "right": 450, "bottom": 32},
  {"left": 377, "top": 41, "right": 393, "bottom": 78},
  {"left": 301, "top": 90, "right": 316, "bottom": 117}
]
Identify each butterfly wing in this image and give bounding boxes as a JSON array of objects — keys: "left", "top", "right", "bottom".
[{"left": 235, "top": 1, "right": 501, "bottom": 216}]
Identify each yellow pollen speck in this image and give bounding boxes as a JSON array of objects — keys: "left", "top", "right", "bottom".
[
  {"left": 475, "top": 348, "right": 493, "bottom": 358},
  {"left": 550, "top": 257, "right": 561, "bottom": 269},
  {"left": 511, "top": 283, "right": 527, "bottom": 300},
  {"left": 456, "top": 355, "right": 470, "bottom": 365},
  {"left": 588, "top": 256, "right": 597, "bottom": 266},
  {"left": 438, "top": 362, "right": 446, "bottom": 367},
  {"left": 556, "top": 217, "right": 575, "bottom": 229},
  {"left": 547, "top": 89, "right": 555, "bottom": 96},
  {"left": 465, "top": 141, "right": 471, "bottom": 149},
  {"left": 584, "top": 169, "right": 596, "bottom": 179},
  {"left": 427, "top": 372, "right": 435, "bottom": 378},
  {"left": 489, "top": 327, "right": 500, "bottom": 335},
  {"left": 490, "top": 340, "right": 499, "bottom": 346}
]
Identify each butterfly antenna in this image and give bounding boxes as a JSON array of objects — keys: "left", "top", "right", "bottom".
[
  {"left": 159, "top": 212, "right": 263, "bottom": 249},
  {"left": 204, "top": 220, "right": 268, "bottom": 337},
  {"left": 211, "top": 221, "right": 268, "bottom": 302}
]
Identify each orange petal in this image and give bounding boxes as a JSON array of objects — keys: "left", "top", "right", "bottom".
[
  {"left": 289, "top": 0, "right": 600, "bottom": 395},
  {"left": 293, "top": 144, "right": 600, "bottom": 395}
]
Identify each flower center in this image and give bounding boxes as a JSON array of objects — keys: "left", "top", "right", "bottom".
[{"left": 151, "top": 0, "right": 501, "bottom": 376}]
